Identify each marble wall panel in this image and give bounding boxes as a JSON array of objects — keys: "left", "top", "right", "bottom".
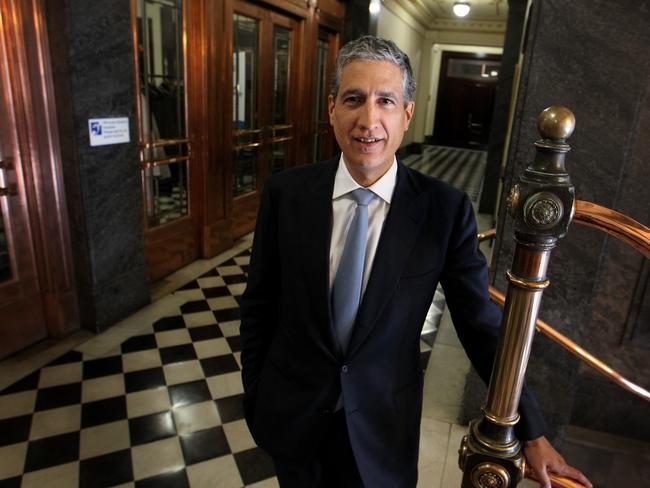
[
  {"left": 479, "top": 0, "right": 528, "bottom": 215},
  {"left": 58, "top": 0, "right": 149, "bottom": 331},
  {"left": 462, "top": 0, "right": 650, "bottom": 442}
]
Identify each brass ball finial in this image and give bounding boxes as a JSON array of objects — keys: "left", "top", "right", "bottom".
[{"left": 537, "top": 106, "right": 575, "bottom": 141}]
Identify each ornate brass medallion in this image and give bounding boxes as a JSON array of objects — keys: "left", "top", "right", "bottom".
[
  {"left": 471, "top": 462, "right": 510, "bottom": 488},
  {"left": 524, "top": 192, "right": 564, "bottom": 229}
]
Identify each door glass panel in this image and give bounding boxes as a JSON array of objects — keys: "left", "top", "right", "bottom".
[
  {"left": 270, "top": 26, "right": 291, "bottom": 174},
  {"left": 314, "top": 37, "right": 329, "bottom": 162},
  {"left": 144, "top": 161, "right": 188, "bottom": 227},
  {"left": 233, "top": 13, "right": 259, "bottom": 196},
  {"left": 0, "top": 214, "right": 11, "bottom": 282},
  {"left": 233, "top": 146, "right": 258, "bottom": 196},
  {"left": 272, "top": 26, "right": 290, "bottom": 125},
  {"left": 138, "top": 0, "right": 185, "bottom": 149},
  {"left": 271, "top": 141, "right": 287, "bottom": 175},
  {"left": 137, "top": 0, "right": 189, "bottom": 228}
]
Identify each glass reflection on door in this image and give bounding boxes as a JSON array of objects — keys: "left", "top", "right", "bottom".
[
  {"left": 233, "top": 13, "right": 259, "bottom": 197},
  {"left": 144, "top": 162, "right": 188, "bottom": 226},
  {"left": 270, "top": 26, "right": 291, "bottom": 174},
  {"left": 137, "top": 0, "right": 189, "bottom": 227},
  {"left": 314, "top": 36, "right": 331, "bottom": 162},
  {"left": 0, "top": 214, "right": 11, "bottom": 282}
]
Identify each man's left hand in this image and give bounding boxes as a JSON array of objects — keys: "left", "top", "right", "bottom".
[{"left": 523, "top": 436, "right": 593, "bottom": 488}]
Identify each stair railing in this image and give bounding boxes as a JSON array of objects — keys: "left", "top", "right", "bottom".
[
  {"left": 480, "top": 201, "right": 650, "bottom": 488},
  {"left": 458, "top": 105, "right": 649, "bottom": 488}
]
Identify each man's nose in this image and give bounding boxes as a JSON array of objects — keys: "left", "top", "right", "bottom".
[{"left": 357, "top": 101, "right": 379, "bottom": 130}]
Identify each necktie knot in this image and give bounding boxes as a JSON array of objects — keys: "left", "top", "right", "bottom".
[{"left": 350, "top": 188, "right": 376, "bottom": 207}]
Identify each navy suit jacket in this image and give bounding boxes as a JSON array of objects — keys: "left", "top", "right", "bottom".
[{"left": 240, "top": 156, "right": 545, "bottom": 487}]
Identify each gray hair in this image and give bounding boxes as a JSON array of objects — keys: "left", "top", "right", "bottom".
[{"left": 330, "top": 35, "right": 417, "bottom": 105}]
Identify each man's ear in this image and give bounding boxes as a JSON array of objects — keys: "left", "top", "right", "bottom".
[
  {"left": 328, "top": 95, "right": 335, "bottom": 125},
  {"left": 404, "top": 100, "right": 415, "bottom": 131}
]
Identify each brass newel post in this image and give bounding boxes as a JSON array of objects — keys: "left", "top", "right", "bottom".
[{"left": 459, "top": 106, "right": 576, "bottom": 488}]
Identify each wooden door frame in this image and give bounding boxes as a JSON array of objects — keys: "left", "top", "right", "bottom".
[
  {"left": 196, "top": 0, "right": 347, "bottom": 261},
  {"left": 225, "top": 0, "right": 307, "bottom": 239},
  {"left": 132, "top": 0, "right": 207, "bottom": 281},
  {"left": 312, "top": 26, "right": 340, "bottom": 162},
  {"left": 0, "top": 0, "right": 79, "bottom": 345}
]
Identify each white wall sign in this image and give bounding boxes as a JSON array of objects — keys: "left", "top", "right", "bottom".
[{"left": 88, "top": 117, "right": 130, "bottom": 146}]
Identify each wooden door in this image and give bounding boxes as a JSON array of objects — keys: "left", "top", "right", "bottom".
[
  {"left": 228, "top": 0, "right": 301, "bottom": 237},
  {"left": 433, "top": 52, "right": 501, "bottom": 150},
  {"left": 312, "top": 27, "right": 338, "bottom": 162},
  {"left": 135, "top": 0, "right": 203, "bottom": 281},
  {"left": 0, "top": 5, "right": 47, "bottom": 358}
]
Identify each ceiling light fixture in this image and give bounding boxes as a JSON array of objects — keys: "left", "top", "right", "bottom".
[
  {"left": 453, "top": 1, "right": 471, "bottom": 17},
  {"left": 369, "top": 0, "right": 381, "bottom": 15}
]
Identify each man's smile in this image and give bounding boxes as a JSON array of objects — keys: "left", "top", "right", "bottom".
[
  {"left": 354, "top": 136, "right": 383, "bottom": 143},
  {"left": 353, "top": 136, "right": 385, "bottom": 151}
]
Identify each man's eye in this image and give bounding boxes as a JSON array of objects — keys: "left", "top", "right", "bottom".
[
  {"left": 344, "top": 96, "right": 360, "bottom": 104},
  {"left": 380, "top": 98, "right": 395, "bottom": 106}
]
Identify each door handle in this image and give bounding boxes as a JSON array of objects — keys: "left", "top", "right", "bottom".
[{"left": 0, "top": 159, "right": 17, "bottom": 197}]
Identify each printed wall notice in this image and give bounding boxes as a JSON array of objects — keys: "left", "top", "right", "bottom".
[{"left": 88, "top": 117, "right": 130, "bottom": 146}]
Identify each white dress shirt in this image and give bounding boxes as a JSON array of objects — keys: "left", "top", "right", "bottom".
[{"left": 329, "top": 155, "right": 398, "bottom": 296}]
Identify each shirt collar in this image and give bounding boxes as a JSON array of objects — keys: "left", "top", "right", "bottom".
[{"left": 332, "top": 154, "right": 397, "bottom": 204}]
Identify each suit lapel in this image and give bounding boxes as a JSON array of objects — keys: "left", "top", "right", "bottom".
[
  {"left": 347, "top": 163, "right": 426, "bottom": 358},
  {"left": 294, "top": 158, "right": 340, "bottom": 359}
]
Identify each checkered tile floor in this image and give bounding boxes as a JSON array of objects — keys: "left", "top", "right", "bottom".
[
  {"left": 402, "top": 145, "right": 487, "bottom": 203},
  {"left": 0, "top": 248, "right": 444, "bottom": 487}
]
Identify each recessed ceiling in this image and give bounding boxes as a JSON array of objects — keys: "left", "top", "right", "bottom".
[{"left": 390, "top": 0, "right": 508, "bottom": 26}]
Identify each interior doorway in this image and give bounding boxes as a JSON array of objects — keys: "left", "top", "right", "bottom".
[
  {"left": 432, "top": 51, "right": 501, "bottom": 150},
  {"left": 0, "top": 43, "right": 47, "bottom": 358},
  {"left": 135, "top": 0, "right": 342, "bottom": 280},
  {"left": 0, "top": 0, "right": 78, "bottom": 359},
  {"left": 227, "top": 0, "right": 302, "bottom": 237},
  {"left": 135, "top": 0, "right": 202, "bottom": 281}
]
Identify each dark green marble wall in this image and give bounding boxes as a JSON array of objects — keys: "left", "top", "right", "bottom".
[
  {"left": 462, "top": 0, "right": 650, "bottom": 444},
  {"left": 47, "top": 0, "right": 150, "bottom": 332}
]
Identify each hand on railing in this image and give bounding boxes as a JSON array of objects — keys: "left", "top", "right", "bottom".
[
  {"left": 526, "top": 469, "right": 591, "bottom": 488},
  {"left": 524, "top": 436, "right": 592, "bottom": 488}
]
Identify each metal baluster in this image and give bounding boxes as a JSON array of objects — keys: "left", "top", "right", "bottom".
[{"left": 459, "top": 106, "right": 577, "bottom": 488}]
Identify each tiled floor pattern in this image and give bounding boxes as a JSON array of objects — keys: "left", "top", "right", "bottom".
[
  {"left": 0, "top": 248, "right": 444, "bottom": 487},
  {"left": 402, "top": 145, "right": 487, "bottom": 203},
  {"left": 0, "top": 250, "right": 273, "bottom": 488}
]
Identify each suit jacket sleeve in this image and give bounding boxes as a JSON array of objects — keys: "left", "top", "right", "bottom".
[
  {"left": 240, "top": 179, "right": 280, "bottom": 416},
  {"left": 440, "top": 193, "right": 547, "bottom": 441}
]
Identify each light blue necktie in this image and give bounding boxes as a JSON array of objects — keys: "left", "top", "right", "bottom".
[{"left": 331, "top": 188, "right": 376, "bottom": 354}]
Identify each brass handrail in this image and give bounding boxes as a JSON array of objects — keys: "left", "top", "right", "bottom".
[
  {"left": 142, "top": 138, "right": 190, "bottom": 149},
  {"left": 477, "top": 203, "right": 649, "bottom": 488},
  {"left": 574, "top": 200, "right": 650, "bottom": 259},
  {"left": 487, "top": 287, "right": 650, "bottom": 404},
  {"left": 478, "top": 200, "right": 650, "bottom": 404},
  {"left": 525, "top": 469, "right": 586, "bottom": 488}
]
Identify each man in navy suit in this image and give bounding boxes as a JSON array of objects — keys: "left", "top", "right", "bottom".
[{"left": 240, "top": 36, "right": 591, "bottom": 488}]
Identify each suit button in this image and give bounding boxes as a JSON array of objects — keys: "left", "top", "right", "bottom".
[{"left": 341, "top": 365, "right": 348, "bottom": 373}]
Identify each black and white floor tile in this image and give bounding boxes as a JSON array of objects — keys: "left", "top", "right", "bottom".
[
  {"left": 0, "top": 248, "right": 443, "bottom": 488},
  {"left": 402, "top": 145, "right": 487, "bottom": 204},
  {"left": 404, "top": 143, "right": 488, "bottom": 362},
  {"left": 0, "top": 251, "right": 280, "bottom": 488}
]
